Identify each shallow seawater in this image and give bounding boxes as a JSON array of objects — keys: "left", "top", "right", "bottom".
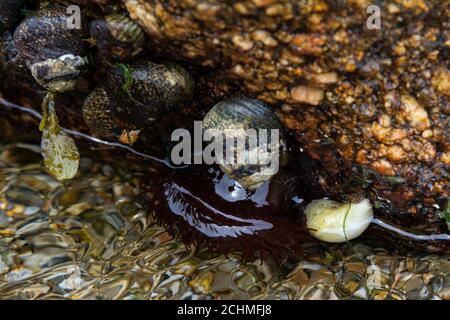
[{"left": 0, "top": 143, "right": 449, "bottom": 300}]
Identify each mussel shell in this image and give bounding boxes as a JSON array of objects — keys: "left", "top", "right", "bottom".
[
  {"left": 82, "top": 86, "right": 121, "bottom": 140},
  {"left": 105, "top": 60, "right": 194, "bottom": 129},
  {"left": 90, "top": 14, "right": 145, "bottom": 61},
  {"left": 13, "top": 6, "right": 88, "bottom": 63},
  {"left": 0, "top": 0, "right": 24, "bottom": 33}
]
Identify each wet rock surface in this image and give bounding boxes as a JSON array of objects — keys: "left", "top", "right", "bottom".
[
  {"left": 0, "top": 0, "right": 448, "bottom": 234},
  {"left": 0, "top": 1, "right": 449, "bottom": 258},
  {"left": 123, "top": 0, "right": 449, "bottom": 227}
]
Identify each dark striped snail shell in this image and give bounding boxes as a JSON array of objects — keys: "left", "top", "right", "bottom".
[
  {"left": 105, "top": 60, "right": 195, "bottom": 129},
  {"left": 203, "top": 97, "right": 287, "bottom": 191},
  {"left": 13, "top": 6, "right": 88, "bottom": 92},
  {"left": 90, "top": 14, "right": 145, "bottom": 62},
  {"left": 82, "top": 86, "right": 121, "bottom": 140},
  {"left": 0, "top": 0, "right": 24, "bottom": 34}
]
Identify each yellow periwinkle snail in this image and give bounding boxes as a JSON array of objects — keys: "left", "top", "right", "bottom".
[{"left": 305, "top": 198, "right": 374, "bottom": 243}]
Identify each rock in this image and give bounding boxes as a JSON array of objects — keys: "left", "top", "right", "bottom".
[{"left": 0, "top": 0, "right": 449, "bottom": 240}]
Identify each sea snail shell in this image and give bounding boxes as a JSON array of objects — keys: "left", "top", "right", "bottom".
[
  {"left": 82, "top": 86, "right": 121, "bottom": 140},
  {"left": 305, "top": 198, "right": 374, "bottom": 243},
  {"left": 83, "top": 60, "right": 194, "bottom": 144},
  {"left": 13, "top": 7, "right": 88, "bottom": 92},
  {"left": 203, "top": 97, "right": 287, "bottom": 191},
  {"left": 90, "top": 14, "right": 145, "bottom": 61},
  {"left": 105, "top": 60, "right": 194, "bottom": 129}
]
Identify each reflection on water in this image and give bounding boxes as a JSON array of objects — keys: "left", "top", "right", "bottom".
[{"left": 0, "top": 143, "right": 449, "bottom": 300}]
